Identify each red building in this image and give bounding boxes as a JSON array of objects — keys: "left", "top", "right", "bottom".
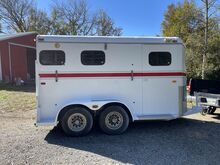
[{"left": 0, "top": 32, "right": 37, "bottom": 83}]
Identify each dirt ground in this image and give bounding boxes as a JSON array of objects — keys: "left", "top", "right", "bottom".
[
  {"left": 0, "top": 112, "right": 220, "bottom": 165},
  {"left": 0, "top": 85, "right": 220, "bottom": 165}
]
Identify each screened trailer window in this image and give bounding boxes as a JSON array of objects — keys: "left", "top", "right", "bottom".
[
  {"left": 81, "top": 51, "right": 105, "bottom": 65},
  {"left": 39, "top": 50, "right": 65, "bottom": 65},
  {"left": 149, "top": 52, "right": 171, "bottom": 66}
]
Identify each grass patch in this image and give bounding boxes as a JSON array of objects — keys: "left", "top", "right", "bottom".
[
  {"left": 0, "top": 83, "right": 35, "bottom": 92},
  {"left": 0, "top": 83, "right": 36, "bottom": 118}
]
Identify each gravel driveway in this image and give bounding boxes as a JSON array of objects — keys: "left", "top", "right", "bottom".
[{"left": 0, "top": 111, "right": 220, "bottom": 165}]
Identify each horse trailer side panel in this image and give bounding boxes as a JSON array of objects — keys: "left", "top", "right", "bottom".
[{"left": 35, "top": 35, "right": 186, "bottom": 126}]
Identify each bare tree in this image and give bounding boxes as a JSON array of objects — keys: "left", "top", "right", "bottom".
[
  {"left": 94, "top": 10, "right": 122, "bottom": 36},
  {"left": 0, "top": 0, "right": 34, "bottom": 32},
  {"left": 51, "top": 0, "right": 96, "bottom": 35},
  {"left": 28, "top": 8, "right": 51, "bottom": 34},
  {"left": 0, "top": 0, "right": 123, "bottom": 35},
  {"left": 201, "top": 0, "right": 218, "bottom": 79},
  {"left": 49, "top": 8, "right": 69, "bottom": 35},
  {"left": 51, "top": 0, "right": 122, "bottom": 36},
  {"left": 0, "top": 0, "right": 51, "bottom": 34}
]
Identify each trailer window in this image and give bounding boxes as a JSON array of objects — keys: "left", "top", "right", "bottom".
[
  {"left": 81, "top": 51, "right": 105, "bottom": 65},
  {"left": 39, "top": 50, "right": 65, "bottom": 65},
  {"left": 149, "top": 52, "right": 171, "bottom": 66}
]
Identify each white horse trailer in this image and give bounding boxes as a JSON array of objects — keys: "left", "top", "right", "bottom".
[{"left": 36, "top": 35, "right": 189, "bottom": 136}]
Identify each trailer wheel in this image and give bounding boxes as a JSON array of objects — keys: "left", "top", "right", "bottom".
[
  {"left": 201, "top": 108, "right": 208, "bottom": 116},
  {"left": 207, "top": 106, "right": 216, "bottom": 114},
  {"left": 61, "top": 107, "right": 93, "bottom": 136},
  {"left": 99, "top": 105, "right": 129, "bottom": 135}
]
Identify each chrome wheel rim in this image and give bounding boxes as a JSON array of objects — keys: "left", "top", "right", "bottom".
[
  {"left": 67, "top": 113, "right": 87, "bottom": 132},
  {"left": 105, "top": 111, "right": 123, "bottom": 130}
]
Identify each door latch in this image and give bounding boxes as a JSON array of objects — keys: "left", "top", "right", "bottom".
[
  {"left": 55, "top": 70, "right": 58, "bottom": 82},
  {"left": 131, "top": 70, "right": 134, "bottom": 81}
]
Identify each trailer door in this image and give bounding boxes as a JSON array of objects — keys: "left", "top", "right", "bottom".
[
  {"left": 142, "top": 45, "right": 179, "bottom": 117},
  {"left": 105, "top": 44, "right": 143, "bottom": 117}
]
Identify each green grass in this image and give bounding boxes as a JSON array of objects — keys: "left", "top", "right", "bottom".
[{"left": 0, "top": 83, "right": 36, "bottom": 118}]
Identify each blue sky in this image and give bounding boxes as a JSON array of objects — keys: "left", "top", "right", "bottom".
[{"left": 37, "top": 0, "right": 202, "bottom": 36}]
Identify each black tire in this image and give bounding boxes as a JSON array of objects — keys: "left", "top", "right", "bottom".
[
  {"left": 201, "top": 108, "right": 208, "bottom": 116},
  {"left": 99, "top": 105, "right": 129, "bottom": 135},
  {"left": 61, "top": 107, "right": 93, "bottom": 136},
  {"left": 207, "top": 106, "right": 216, "bottom": 114}
]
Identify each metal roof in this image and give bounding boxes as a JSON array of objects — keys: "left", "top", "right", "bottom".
[
  {"left": 0, "top": 32, "right": 37, "bottom": 41},
  {"left": 37, "top": 35, "right": 183, "bottom": 44}
]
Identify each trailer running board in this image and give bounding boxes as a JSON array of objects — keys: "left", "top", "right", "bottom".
[
  {"left": 35, "top": 121, "right": 58, "bottom": 127},
  {"left": 137, "top": 114, "right": 176, "bottom": 121}
]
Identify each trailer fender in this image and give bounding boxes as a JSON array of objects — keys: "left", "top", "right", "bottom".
[{"left": 55, "top": 100, "right": 134, "bottom": 123}]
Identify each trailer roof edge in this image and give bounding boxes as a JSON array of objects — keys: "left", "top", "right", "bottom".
[{"left": 37, "top": 35, "right": 183, "bottom": 44}]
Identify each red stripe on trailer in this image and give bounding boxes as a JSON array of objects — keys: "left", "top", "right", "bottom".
[
  {"left": 141, "top": 72, "right": 186, "bottom": 76},
  {"left": 39, "top": 72, "right": 186, "bottom": 78}
]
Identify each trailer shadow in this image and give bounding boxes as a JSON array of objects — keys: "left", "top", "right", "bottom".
[
  {"left": 44, "top": 117, "right": 220, "bottom": 164},
  {"left": 212, "top": 112, "right": 220, "bottom": 120}
]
